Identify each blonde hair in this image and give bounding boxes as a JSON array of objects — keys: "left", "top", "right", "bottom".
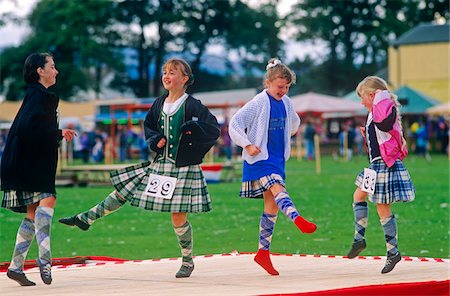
[
  {"left": 162, "top": 58, "right": 194, "bottom": 88},
  {"left": 265, "top": 58, "right": 296, "bottom": 85},
  {"left": 356, "top": 75, "right": 404, "bottom": 129}
]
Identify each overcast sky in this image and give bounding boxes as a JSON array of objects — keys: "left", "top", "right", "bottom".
[{"left": 0, "top": 0, "right": 326, "bottom": 62}]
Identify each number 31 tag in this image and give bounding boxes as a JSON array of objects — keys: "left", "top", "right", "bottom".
[
  {"left": 144, "top": 174, "right": 177, "bottom": 199},
  {"left": 361, "top": 168, "right": 377, "bottom": 194}
]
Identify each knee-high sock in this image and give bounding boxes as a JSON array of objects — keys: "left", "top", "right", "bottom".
[
  {"left": 258, "top": 212, "right": 278, "bottom": 250},
  {"left": 174, "top": 221, "right": 193, "bottom": 266},
  {"left": 274, "top": 191, "right": 299, "bottom": 221},
  {"left": 353, "top": 202, "right": 368, "bottom": 242},
  {"left": 381, "top": 215, "right": 398, "bottom": 256},
  {"left": 35, "top": 206, "right": 54, "bottom": 265},
  {"left": 9, "top": 217, "right": 35, "bottom": 272},
  {"left": 77, "top": 191, "right": 126, "bottom": 225}
]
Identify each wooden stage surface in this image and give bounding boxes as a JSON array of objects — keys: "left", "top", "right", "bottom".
[{"left": 1, "top": 252, "right": 448, "bottom": 295}]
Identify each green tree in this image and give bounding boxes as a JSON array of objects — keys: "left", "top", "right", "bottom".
[
  {"left": 1, "top": 0, "right": 122, "bottom": 100},
  {"left": 287, "top": 0, "right": 449, "bottom": 95}
]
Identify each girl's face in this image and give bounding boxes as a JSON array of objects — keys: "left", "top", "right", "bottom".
[
  {"left": 38, "top": 57, "right": 58, "bottom": 88},
  {"left": 266, "top": 78, "right": 291, "bottom": 100},
  {"left": 162, "top": 65, "right": 188, "bottom": 92},
  {"left": 360, "top": 90, "right": 375, "bottom": 111}
]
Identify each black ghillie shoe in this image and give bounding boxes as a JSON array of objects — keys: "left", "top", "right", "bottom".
[
  {"left": 6, "top": 269, "right": 36, "bottom": 286},
  {"left": 347, "top": 239, "right": 366, "bottom": 259},
  {"left": 175, "top": 263, "right": 194, "bottom": 278},
  {"left": 37, "top": 259, "right": 52, "bottom": 285},
  {"left": 381, "top": 252, "right": 401, "bottom": 274},
  {"left": 58, "top": 215, "right": 90, "bottom": 231}
]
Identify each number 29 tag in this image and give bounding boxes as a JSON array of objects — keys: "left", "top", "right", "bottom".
[
  {"left": 144, "top": 174, "right": 177, "bottom": 199},
  {"left": 361, "top": 168, "right": 377, "bottom": 194}
]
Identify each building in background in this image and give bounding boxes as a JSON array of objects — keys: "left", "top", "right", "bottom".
[{"left": 388, "top": 23, "right": 450, "bottom": 103}]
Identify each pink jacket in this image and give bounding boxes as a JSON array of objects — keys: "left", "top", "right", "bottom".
[{"left": 372, "top": 90, "right": 408, "bottom": 167}]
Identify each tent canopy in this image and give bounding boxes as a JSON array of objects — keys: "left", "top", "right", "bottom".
[
  {"left": 290, "top": 92, "right": 365, "bottom": 115},
  {"left": 395, "top": 86, "right": 439, "bottom": 114},
  {"left": 426, "top": 102, "right": 449, "bottom": 116}
]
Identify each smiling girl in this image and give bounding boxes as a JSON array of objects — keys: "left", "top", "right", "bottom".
[
  {"left": 229, "top": 58, "right": 317, "bottom": 276},
  {"left": 59, "top": 58, "right": 220, "bottom": 278}
]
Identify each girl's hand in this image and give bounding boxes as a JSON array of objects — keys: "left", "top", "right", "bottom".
[
  {"left": 62, "top": 129, "right": 77, "bottom": 142},
  {"left": 359, "top": 126, "right": 366, "bottom": 137},
  {"left": 157, "top": 138, "right": 166, "bottom": 148},
  {"left": 245, "top": 144, "right": 261, "bottom": 156}
]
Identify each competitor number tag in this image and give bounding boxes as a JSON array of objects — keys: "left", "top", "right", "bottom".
[
  {"left": 144, "top": 174, "right": 177, "bottom": 199},
  {"left": 361, "top": 168, "right": 377, "bottom": 194}
]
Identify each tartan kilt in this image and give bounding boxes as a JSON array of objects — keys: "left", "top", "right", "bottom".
[
  {"left": 2, "top": 191, "right": 54, "bottom": 213},
  {"left": 355, "top": 159, "right": 415, "bottom": 204},
  {"left": 240, "top": 174, "right": 285, "bottom": 199},
  {"left": 110, "top": 159, "right": 211, "bottom": 212}
]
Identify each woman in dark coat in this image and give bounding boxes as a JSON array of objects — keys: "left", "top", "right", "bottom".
[{"left": 1, "top": 53, "right": 77, "bottom": 286}]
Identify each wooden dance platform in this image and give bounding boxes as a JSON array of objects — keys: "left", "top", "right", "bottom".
[{"left": 0, "top": 252, "right": 448, "bottom": 295}]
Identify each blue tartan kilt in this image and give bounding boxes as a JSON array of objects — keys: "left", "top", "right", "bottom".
[
  {"left": 355, "top": 159, "right": 415, "bottom": 204},
  {"left": 240, "top": 174, "right": 285, "bottom": 199},
  {"left": 110, "top": 159, "right": 211, "bottom": 213}
]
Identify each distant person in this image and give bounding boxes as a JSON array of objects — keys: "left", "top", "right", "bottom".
[
  {"left": 58, "top": 58, "right": 220, "bottom": 278},
  {"left": 303, "top": 121, "right": 315, "bottom": 160},
  {"left": 436, "top": 117, "right": 449, "bottom": 154},
  {"left": 414, "top": 121, "right": 428, "bottom": 157},
  {"left": 1, "top": 53, "right": 77, "bottom": 286},
  {"left": 348, "top": 76, "right": 415, "bottom": 274},
  {"left": 91, "top": 137, "right": 104, "bottom": 163},
  {"left": 339, "top": 124, "right": 355, "bottom": 160},
  {"left": 229, "top": 58, "right": 316, "bottom": 276},
  {"left": 220, "top": 124, "right": 232, "bottom": 162}
]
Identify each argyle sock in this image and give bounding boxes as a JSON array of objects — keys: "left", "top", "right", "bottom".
[
  {"left": 274, "top": 191, "right": 299, "bottom": 221},
  {"left": 35, "top": 206, "right": 54, "bottom": 265},
  {"left": 174, "top": 221, "right": 193, "bottom": 266},
  {"left": 381, "top": 215, "right": 399, "bottom": 257},
  {"left": 274, "top": 191, "right": 316, "bottom": 233},
  {"left": 255, "top": 212, "right": 279, "bottom": 275},
  {"left": 258, "top": 212, "right": 278, "bottom": 250},
  {"left": 353, "top": 202, "right": 368, "bottom": 242},
  {"left": 8, "top": 218, "right": 35, "bottom": 272},
  {"left": 77, "top": 191, "right": 126, "bottom": 225}
]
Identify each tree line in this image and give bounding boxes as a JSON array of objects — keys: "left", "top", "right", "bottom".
[{"left": 0, "top": 0, "right": 448, "bottom": 101}]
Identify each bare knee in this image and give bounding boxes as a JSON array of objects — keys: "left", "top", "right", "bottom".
[
  {"left": 269, "top": 183, "right": 285, "bottom": 197},
  {"left": 172, "top": 213, "right": 187, "bottom": 227},
  {"left": 353, "top": 187, "right": 367, "bottom": 203},
  {"left": 376, "top": 204, "right": 392, "bottom": 219},
  {"left": 114, "top": 191, "right": 126, "bottom": 201},
  {"left": 263, "top": 191, "right": 278, "bottom": 215}
]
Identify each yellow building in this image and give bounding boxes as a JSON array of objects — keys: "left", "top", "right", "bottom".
[{"left": 388, "top": 23, "right": 449, "bottom": 103}]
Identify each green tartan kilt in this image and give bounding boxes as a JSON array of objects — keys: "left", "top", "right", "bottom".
[{"left": 110, "top": 159, "right": 211, "bottom": 213}]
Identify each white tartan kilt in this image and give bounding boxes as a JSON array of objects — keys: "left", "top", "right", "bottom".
[{"left": 110, "top": 160, "right": 211, "bottom": 212}]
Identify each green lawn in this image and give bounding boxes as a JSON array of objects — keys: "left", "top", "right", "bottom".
[{"left": 0, "top": 154, "right": 448, "bottom": 262}]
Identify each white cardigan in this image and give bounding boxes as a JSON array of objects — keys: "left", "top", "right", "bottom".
[{"left": 229, "top": 90, "right": 300, "bottom": 164}]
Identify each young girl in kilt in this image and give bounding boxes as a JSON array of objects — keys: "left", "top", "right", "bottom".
[
  {"left": 229, "top": 58, "right": 317, "bottom": 276},
  {"left": 2, "top": 53, "right": 77, "bottom": 286},
  {"left": 59, "top": 58, "right": 220, "bottom": 278},
  {"left": 347, "top": 76, "right": 415, "bottom": 274}
]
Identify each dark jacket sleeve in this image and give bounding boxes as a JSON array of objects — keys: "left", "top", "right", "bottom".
[
  {"left": 144, "top": 96, "right": 166, "bottom": 154},
  {"left": 374, "top": 106, "right": 396, "bottom": 132},
  {"left": 176, "top": 97, "right": 220, "bottom": 167}
]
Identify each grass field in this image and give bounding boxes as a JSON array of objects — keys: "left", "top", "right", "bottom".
[{"left": 0, "top": 154, "right": 448, "bottom": 263}]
